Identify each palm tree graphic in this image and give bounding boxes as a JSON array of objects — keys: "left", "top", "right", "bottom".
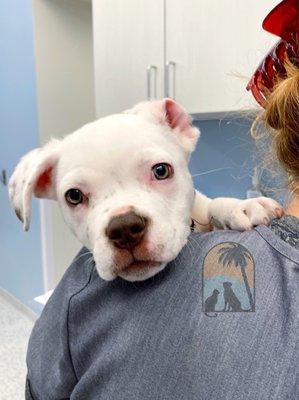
[{"left": 217, "top": 243, "right": 254, "bottom": 311}]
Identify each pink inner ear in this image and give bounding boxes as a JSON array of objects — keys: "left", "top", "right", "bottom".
[
  {"left": 164, "top": 98, "right": 191, "bottom": 132},
  {"left": 35, "top": 167, "right": 52, "bottom": 197}
]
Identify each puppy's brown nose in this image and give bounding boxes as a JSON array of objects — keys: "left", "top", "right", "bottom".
[{"left": 106, "top": 212, "right": 148, "bottom": 250}]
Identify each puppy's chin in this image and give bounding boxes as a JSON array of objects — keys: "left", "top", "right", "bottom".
[
  {"left": 96, "top": 267, "right": 116, "bottom": 281},
  {"left": 95, "top": 260, "right": 167, "bottom": 282},
  {"left": 118, "top": 262, "right": 167, "bottom": 282}
]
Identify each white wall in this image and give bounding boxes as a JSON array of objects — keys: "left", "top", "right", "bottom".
[{"left": 32, "top": 0, "right": 95, "bottom": 288}]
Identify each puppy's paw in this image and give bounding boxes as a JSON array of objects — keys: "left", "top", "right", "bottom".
[{"left": 209, "top": 197, "right": 284, "bottom": 231}]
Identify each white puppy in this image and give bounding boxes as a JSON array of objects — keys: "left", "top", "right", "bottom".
[{"left": 9, "top": 99, "right": 282, "bottom": 282}]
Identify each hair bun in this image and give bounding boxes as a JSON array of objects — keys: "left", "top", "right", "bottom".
[
  {"left": 265, "top": 62, "right": 299, "bottom": 132},
  {"left": 263, "top": 61, "right": 299, "bottom": 181}
]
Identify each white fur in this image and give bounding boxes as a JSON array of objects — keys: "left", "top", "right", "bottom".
[{"left": 9, "top": 99, "right": 283, "bottom": 282}]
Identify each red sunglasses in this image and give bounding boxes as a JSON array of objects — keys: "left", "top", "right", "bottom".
[{"left": 246, "top": 0, "right": 299, "bottom": 107}]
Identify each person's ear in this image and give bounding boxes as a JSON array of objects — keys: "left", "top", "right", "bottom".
[
  {"left": 8, "top": 139, "right": 61, "bottom": 231},
  {"left": 127, "top": 98, "right": 200, "bottom": 154}
]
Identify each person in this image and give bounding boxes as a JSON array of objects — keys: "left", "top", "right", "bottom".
[
  {"left": 26, "top": 2, "right": 299, "bottom": 396},
  {"left": 25, "top": 63, "right": 299, "bottom": 400}
]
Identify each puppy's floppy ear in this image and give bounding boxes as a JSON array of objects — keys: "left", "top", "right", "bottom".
[
  {"left": 8, "top": 139, "right": 61, "bottom": 231},
  {"left": 127, "top": 98, "right": 200, "bottom": 153}
]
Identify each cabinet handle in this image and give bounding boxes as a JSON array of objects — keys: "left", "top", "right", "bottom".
[
  {"left": 147, "top": 65, "right": 157, "bottom": 100},
  {"left": 165, "top": 61, "right": 176, "bottom": 99},
  {"left": 0, "top": 170, "right": 7, "bottom": 186}
]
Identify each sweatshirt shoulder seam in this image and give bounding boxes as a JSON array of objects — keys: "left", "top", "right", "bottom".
[
  {"left": 66, "top": 263, "right": 95, "bottom": 382},
  {"left": 254, "top": 228, "right": 299, "bottom": 265}
]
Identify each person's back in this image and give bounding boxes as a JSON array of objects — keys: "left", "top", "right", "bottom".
[{"left": 26, "top": 226, "right": 299, "bottom": 400}]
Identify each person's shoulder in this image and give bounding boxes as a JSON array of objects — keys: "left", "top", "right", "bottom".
[
  {"left": 190, "top": 228, "right": 261, "bottom": 248},
  {"left": 189, "top": 226, "right": 299, "bottom": 266},
  {"left": 186, "top": 228, "right": 276, "bottom": 264},
  {"left": 33, "top": 247, "right": 94, "bottom": 331},
  {"left": 27, "top": 248, "right": 94, "bottom": 397},
  {"left": 48, "top": 247, "right": 94, "bottom": 307}
]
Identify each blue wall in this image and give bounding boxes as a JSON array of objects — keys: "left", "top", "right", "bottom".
[
  {"left": 191, "top": 118, "right": 254, "bottom": 198},
  {"left": 0, "top": 1, "right": 43, "bottom": 308}
]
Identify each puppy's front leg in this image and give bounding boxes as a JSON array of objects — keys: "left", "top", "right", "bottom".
[
  {"left": 191, "top": 191, "right": 284, "bottom": 232},
  {"left": 191, "top": 190, "right": 212, "bottom": 232}
]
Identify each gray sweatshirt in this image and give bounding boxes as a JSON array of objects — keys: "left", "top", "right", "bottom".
[{"left": 26, "top": 223, "right": 299, "bottom": 400}]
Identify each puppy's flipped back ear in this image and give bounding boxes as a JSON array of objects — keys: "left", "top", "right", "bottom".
[
  {"left": 8, "top": 139, "right": 61, "bottom": 231},
  {"left": 127, "top": 98, "right": 200, "bottom": 154}
]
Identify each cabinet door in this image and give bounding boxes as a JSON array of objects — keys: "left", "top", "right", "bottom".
[
  {"left": 166, "top": 0, "right": 278, "bottom": 115},
  {"left": 93, "top": 0, "right": 164, "bottom": 117}
]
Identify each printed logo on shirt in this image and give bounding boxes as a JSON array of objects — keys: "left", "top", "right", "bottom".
[{"left": 203, "top": 242, "right": 255, "bottom": 316}]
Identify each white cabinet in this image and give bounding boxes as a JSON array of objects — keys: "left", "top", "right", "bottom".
[
  {"left": 165, "top": 0, "right": 278, "bottom": 115},
  {"left": 93, "top": 0, "right": 164, "bottom": 117},
  {"left": 93, "top": 0, "right": 278, "bottom": 117}
]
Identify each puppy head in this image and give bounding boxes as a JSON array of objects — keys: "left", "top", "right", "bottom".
[{"left": 9, "top": 99, "right": 200, "bottom": 281}]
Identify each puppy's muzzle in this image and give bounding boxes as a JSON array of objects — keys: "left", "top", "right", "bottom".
[{"left": 106, "top": 212, "right": 148, "bottom": 250}]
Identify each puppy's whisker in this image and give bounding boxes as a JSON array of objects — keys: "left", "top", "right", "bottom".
[
  {"left": 188, "top": 235, "right": 195, "bottom": 249},
  {"left": 188, "top": 236, "right": 199, "bottom": 264},
  {"left": 73, "top": 251, "right": 93, "bottom": 264},
  {"left": 185, "top": 240, "right": 194, "bottom": 260},
  {"left": 187, "top": 236, "right": 195, "bottom": 252},
  {"left": 85, "top": 255, "right": 95, "bottom": 269}
]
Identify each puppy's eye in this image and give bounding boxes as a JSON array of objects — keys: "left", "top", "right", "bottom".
[
  {"left": 152, "top": 163, "right": 173, "bottom": 180},
  {"left": 65, "top": 189, "right": 84, "bottom": 206}
]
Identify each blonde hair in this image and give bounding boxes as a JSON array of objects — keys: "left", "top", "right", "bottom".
[{"left": 253, "top": 61, "right": 299, "bottom": 191}]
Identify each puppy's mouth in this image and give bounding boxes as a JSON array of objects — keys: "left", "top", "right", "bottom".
[
  {"left": 120, "top": 259, "right": 161, "bottom": 273},
  {"left": 113, "top": 249, "right": 162, "bottom": 277}
]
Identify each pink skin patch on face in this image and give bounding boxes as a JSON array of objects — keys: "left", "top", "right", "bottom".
[{"left": 111, "top": 205, "right": 133, "bottom": 218}]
